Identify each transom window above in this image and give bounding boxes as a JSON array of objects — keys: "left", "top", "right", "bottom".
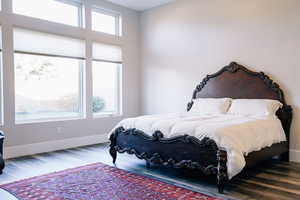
[
  {"left": 13, "top": 0, "right": 83, "bottom": 27},
  {"left": 92, "top": 7, "right": 122, "bottom": 36}
]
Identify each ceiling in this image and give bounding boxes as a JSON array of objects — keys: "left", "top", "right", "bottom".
[{"left": 105, "top": 0, "right": 176, "bottom": 11}]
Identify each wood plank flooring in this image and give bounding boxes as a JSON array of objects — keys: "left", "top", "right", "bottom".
[{"left": 1, "top": 143, "right": 299, "bottom": 200}]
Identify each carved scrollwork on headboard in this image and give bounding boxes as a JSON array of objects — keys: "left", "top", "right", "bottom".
[{"left": 187, "top": 62, "right": 293, "bottom": 142}]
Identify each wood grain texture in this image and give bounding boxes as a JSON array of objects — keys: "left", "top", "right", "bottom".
[{"left": 0, "top": 143, "right": 300, "bottom": 200}]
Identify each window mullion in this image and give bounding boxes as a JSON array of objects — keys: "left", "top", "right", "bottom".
[
  {"left": 78, "top": 60, "right": 85, "bottom": 117},
  {"left": 78, "top": 4, "right": 83, "bottom": 28},
  {"left": 85, "top": 39, "right": 93, "bottom": 119},
  {"left": 84, "top": 0, "right": 92, "bottom": 31},
  {"left": 115, "top": 15, "right": 120, "bottom": 36},
  {"left": 84, "top": 1, "right": 93, "bottom": 119},
  {"left": 2, "top": 0, "right": 13, "bottom": 14},
  {"left": 2, "top": 24, "right": 15, "bottom": 125}
]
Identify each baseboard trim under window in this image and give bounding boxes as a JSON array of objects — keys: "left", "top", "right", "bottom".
[{"left": 4, "top": 134, "right": 109, "bottom": 159}]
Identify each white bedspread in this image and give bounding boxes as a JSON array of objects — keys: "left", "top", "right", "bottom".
[{"left": 109, "top": 113, "right": 286, "bottom": 179}]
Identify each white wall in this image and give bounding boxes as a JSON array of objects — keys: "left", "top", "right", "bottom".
[
  {"left": 0, "top": 0, "right": 140, "bottom": 158},
  {"left": 140, "top": 0, "right": 300, "bottom": 154}
]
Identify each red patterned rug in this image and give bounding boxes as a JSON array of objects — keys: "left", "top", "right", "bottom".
[{"left": 0, "top": 162, "right": 222, "bottom": 200}]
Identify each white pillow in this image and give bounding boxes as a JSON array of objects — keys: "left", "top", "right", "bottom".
[
  {"left": 189, "top": 98, "right": 232, "bottom": 115},
  {"left": 228, "top": 99, "right": 283, "bottom": 116}
]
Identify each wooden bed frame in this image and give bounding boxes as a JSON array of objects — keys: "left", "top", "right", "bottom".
[{"left": 109, "top": 62, "right": 293, "bottom": 193}]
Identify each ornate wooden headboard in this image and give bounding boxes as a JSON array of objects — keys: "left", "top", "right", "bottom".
[{"left": 187, "top": 62, "right": 293, "bottom": 142}]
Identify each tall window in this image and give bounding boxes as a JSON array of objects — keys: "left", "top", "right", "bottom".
[
  {"left": 92, "top": 7, "right": 122, "bottom": 36},
  {"left": 0, "top": 27, "right": 2, "bottom": 124},
  {"left": 92, "top": 42, "right": 122, "bottom": 116},
  {"left": 14, "top": 29, "right": 85, "bottom": 123},
  {"left": 13, "top": 0, "right": 83, "bottom": 27}
]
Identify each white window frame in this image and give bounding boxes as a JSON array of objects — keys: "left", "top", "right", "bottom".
[
  {"left": 14, "top": 51, "right": 86, "bottom": 124},
  {"left": 91, "top": 6, "right": 122, "bottom": 36},
  {"left": 92, "top": 60, "right": 122, "bottom": 118}
]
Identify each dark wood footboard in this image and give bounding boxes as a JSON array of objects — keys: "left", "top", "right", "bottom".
[{"left": 109, "top": 126, "right": 228, "bottom": 193}]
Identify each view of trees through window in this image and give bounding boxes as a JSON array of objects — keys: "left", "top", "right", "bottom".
[{"left": 15, "top": 53, "right": 83, "bottom": 121}]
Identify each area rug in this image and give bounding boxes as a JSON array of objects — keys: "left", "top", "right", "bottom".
[{"left": 0, "top": 162, "right": 222, "bottom": 200}]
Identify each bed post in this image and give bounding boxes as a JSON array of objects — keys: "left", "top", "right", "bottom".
[
  {"left": 279, "top": 104, "right": 293, "bottom": 162},
  {"left": 217, "top": 150, "right": 228, "bottom": 193},
  {"left": 109, "top": 131, "right": 118, "bottom": 164},
  {"left": 146, "top": 161, "right": 151, "bottom": 168},
  {"left": 280, "top": 152, "right": 289, "bottom": 162}
]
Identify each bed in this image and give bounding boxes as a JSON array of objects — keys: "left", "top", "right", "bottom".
[{"left": 108, "top": 62, "right": 293, "bottom": 193}]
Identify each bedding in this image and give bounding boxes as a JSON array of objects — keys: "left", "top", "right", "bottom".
[
  {"left": 109, "top": 113, "right": 286, "bottom": 179},
  {"left": 189, "top": 98, "right": 232, "bottom": 114},
  {"left": 228, "top": 99, "right": 283, "bottom": 116}
]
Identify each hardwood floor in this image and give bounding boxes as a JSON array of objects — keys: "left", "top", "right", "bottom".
[{"left": 1, "top": 143, "right": 300, "bottom": 200}]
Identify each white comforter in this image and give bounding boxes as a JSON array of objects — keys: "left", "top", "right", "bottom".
[{"left": 109, "top": 113, "right": 286, "bottom": 179}]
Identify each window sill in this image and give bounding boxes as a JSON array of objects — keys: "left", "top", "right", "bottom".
[
  {"left": 15, "top": 116, "right": 85, "bottom": 125},
  {"left": 93, "top": 113, "right": 122, "bottom": 119}
]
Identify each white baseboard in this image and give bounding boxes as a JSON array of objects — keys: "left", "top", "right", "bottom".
[
  {"left": 4, "top": 134, "right": 109, "bottom": 159},
  {"left": 290, "top": 149, "right": 300, "bottom": 163}
]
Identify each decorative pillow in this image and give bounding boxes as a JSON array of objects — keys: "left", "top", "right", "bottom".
[
  {"left": 189, "top": 98, "right": 232, "bottom": 115},
  {"left": 228, "top": 99, "right": 283, "bottom": 116}
]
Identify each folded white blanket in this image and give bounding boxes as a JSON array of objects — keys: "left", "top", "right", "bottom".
[{"left": 109, "top": 113, "right": 286, "bottom": 179}]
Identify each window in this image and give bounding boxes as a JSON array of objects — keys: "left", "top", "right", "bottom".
[
  {"left": 93, "top": 62, "right": 120, "bottom": 115},
  {"left": 92, "top": 7, "right": 121, "bottom": 36},
  {"left": 92, "top": 42, "right": 122, "bottom": 116},
  {"left": 2, "top": 1, "right": 125, "bottom": 123},
  {"left": 14, "top": 29, "right": 85, "bottom": 123},
  {"left": 13, "top": 0, "right": 83, "bottom": 27},
  {"left": 0, "top": 28, "right": 2, "bottom": 124}
]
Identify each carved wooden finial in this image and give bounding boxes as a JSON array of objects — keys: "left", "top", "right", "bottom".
[{"left": 226, "top": 62, "right": 240, "bottom": 73}]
